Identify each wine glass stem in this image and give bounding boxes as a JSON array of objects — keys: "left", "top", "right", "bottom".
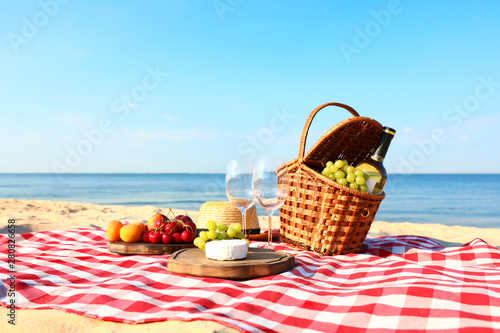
[
  {"left": 241, "top": 210, "right": 247, "bottom": 236},
  {"left": 267, "top": 211, "right": 273, "bottom": 248}
]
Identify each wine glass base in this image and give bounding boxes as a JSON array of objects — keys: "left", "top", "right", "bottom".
[{"left": 261, "top": 241, "right": 274, "bottom": 250}]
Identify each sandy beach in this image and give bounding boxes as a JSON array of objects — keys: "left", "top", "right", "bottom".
[
  {"left": 2, "top": 198, "right": 499, "bottom": 248},
  {"left": 2, "top": 198, "right": 500, "bottom": 332}
]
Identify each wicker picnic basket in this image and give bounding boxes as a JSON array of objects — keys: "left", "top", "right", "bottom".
[{"left": 279, "top": 102, "right": 385, "bottom": 256}]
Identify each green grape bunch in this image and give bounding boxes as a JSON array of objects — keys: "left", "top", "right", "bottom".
[
  {"left": 193, "top": 221, "right": 248, "bottom": 250},
  {"left": 320, "top": 159, "right": 369, "bottom": 192}
]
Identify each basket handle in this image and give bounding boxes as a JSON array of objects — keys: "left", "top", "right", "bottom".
[{"left": 298, "top": 102, "right": 360, "bottom": 159}]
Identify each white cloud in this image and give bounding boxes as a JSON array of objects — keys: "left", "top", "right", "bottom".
[
  {"left": 403, "top": 126, "right": 413, "bottom": 132},
  {"left": 459, "top": 115, "right": 500, "bottom": 132},
  {"left": 461, "top": 134, "right": 469, "bottom": 141},
  {"left": 161, "top": 114, "right": 181, "bottom": 122},
  {"left": 183, "top": 127, "right": 220, "bottom": 143}
]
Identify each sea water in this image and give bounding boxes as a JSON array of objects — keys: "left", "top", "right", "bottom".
[{"left": 0, "top": 173, "right": 499, "bottom": 228}]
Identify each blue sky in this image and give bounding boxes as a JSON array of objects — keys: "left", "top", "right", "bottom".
[{"left": 1, "top": 0, "right": 499, "bottom": 174}]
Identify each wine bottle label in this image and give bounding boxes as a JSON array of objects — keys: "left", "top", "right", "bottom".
[
  {"left": 362, "top": 171, "right": 383, "bottom": 194},
  {"left": 365, "top": 179, "right": 377, "bottom": 194},
  {"left": 364, "top": 171, "right": 382, "bottom": 182}
]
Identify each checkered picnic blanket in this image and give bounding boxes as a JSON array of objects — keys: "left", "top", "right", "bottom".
[{"left": 1, "top": 227, "right": 500, "bottom": 332}]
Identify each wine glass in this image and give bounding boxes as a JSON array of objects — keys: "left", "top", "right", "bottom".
[
  {"left": 252, "top": 157, "right": 289, "bottom": 248},
  {"left": 226, "top": 159, "right": 256, "bottom": 236}
]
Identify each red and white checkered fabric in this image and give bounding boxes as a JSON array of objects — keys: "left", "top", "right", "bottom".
[{"left": 2, "top": 228, "right": 500, "bottom": 332}]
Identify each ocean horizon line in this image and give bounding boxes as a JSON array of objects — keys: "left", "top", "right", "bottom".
[{"left": 1, "top": 173, "right": 498, "bottom": 228}]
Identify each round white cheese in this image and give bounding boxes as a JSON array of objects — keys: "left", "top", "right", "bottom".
[{"left": 205, "top": 239, "right": 249, "bottom": 261}]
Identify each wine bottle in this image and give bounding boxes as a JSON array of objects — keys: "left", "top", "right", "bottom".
[{"left": 355, "top": 126, "right": 396, "bottom": 194}]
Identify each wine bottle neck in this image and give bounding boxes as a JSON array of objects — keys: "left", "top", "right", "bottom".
[
  {"left": 371, "top": 153, "right": 385, "bottom": 162},
  {"left": 371, "top": 127, "right": 395, "bottom": 162}
]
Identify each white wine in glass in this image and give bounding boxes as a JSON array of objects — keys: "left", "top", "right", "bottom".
[
  {"left": 252, "top": 157, "right": 289, "bottom": 248},
  {"left": 226, "top": 159, "right": 255, "bottom": 236}
]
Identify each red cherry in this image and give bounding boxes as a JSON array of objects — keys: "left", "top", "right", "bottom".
[
  {"left": 175, "top": 214, "right": 193, "bottom": 224},
  {"left": 154, "top": 219, "right": 165, "bottom": 231},
  {"left": 181, "top": 230, "right": 195, "bottom": 243},
  {"left": 162, "top": 232, "right": 174, "bottom": 244},
  {"left": 174, "top": 215, "right": 196, "bottom": 233},
  {"left": 172, "top": 232, "right": 182, "bottom": 244},
  {"left": 164, "top": 222, "right": 174, "bottom": 234},
  {"left": 149, "top": 230, "right": 162, "bottom": 244},
  {"left": 142, "top": 231, "right": 150, "bottom": 243},
  {"left": 183, "top": 221, "right": 197, "bottom": 233},
  {"left": 170, "top": 221, "right": 182, "bottom": 234}
]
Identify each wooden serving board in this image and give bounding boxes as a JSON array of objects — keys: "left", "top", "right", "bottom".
[
  {"left": 108, "top": 241, "right": 195, "bottom": 255},
  {"left": 167, "top": 247, "right": 295, "bottom": 280}
]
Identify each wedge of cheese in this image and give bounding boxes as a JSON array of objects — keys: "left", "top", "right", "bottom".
[{"left": 205, "top": 239, "right": 249, "bottom": 261}]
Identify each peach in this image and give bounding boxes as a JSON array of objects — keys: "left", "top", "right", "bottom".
[{"left": 146, "top": 213, "right": 169, "bottom": 231}]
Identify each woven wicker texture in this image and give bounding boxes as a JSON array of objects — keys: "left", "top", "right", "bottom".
[
  {"left": 198, "top": 201, "right": 259, "bottom": 231},
  {"left": 279, "top": 102, "right": 385, "bottom": 256}
]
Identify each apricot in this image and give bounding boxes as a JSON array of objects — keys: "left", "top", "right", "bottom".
[
  {"left": 132, "top": 221, "right": 147, "bottom": 234},
  {"left": 106, "top": 220, "right": 123, "bottom": 242},
  {"left": 119, "top": 224, "right": 143, "bottom": 243}
]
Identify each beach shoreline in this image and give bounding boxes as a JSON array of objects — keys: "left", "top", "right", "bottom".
[{"left": 1, "top": 198, "right": 499, "bottom": 248}]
